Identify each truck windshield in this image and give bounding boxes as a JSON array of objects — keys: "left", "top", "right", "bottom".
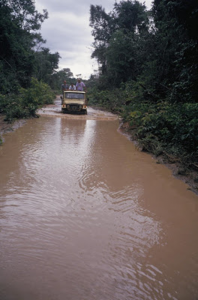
[{"left": 65, "top": 93, "right": 84, "bottom": 99}]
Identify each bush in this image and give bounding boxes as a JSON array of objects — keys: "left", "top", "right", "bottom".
[
  {"left": 123, "top": 101, "right": 198, "bottom": 164},
  {"left": 0, "top": 78, "right": 55, "bottom": 122},
  {"left": 87, "top": 78, "right": 198, "bottom": 165}
]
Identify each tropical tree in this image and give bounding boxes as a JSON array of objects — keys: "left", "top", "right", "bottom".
[
  {"left": 90, "top": 0, "right": 149, "bottom": 87},
  {"left": 33, "top": 48, "right": 60, "bottom": 86},
  {"left": 149, "top": 0, "right": 198, "bottom": 102},
  {"left": 0, "top": 0, "right": 48, "bottom": 93}
]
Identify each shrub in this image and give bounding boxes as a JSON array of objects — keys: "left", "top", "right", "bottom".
[
  {"left": 0, "top": 78, "right": 54, "bottom": 122},
  {"left": 123, "top": 101, "right": 198, "bottom": 164}
]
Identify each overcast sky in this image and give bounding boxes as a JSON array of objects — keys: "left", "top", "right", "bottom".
[{"left": 35, "top": 0, "right": 153, "bottom": 79}]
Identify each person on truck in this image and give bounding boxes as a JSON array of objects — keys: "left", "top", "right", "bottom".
[
  {"left": 76, "top": 78, "right": 86, "bottom": 92},
  {"left": 69, "top": 83, "right": 76, "bottom": 90},
  {"left": 61, "top": 80, "right": 69, "bottom": 93}
]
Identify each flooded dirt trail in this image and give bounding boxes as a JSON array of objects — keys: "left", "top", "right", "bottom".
[{"left": 0, "top": 103, "right": 198, "bottom": 300}]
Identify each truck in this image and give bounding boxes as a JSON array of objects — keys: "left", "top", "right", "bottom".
[{"left": 61, "top": 91, "right": 87, "bottom": 114}]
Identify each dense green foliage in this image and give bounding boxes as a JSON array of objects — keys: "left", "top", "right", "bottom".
[
  {"left": 0, "top": 0, "right": 71, "bottom": 93},
  {"left": 33, "top": 48, "right": 60, "bottom": 87},
  {"left": 0, "top": 0, "right": 48, "bottom": 92},
  {"left": 88, "top": 0, "right": 198, "bottom": 166},
  {"left": 0, "top": 0, "right": 64, "bottom": 125},
  {"left": 0, "top": 78, "right": 54, "bottom": 122}
]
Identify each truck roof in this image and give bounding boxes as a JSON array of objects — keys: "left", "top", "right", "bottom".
[{"left": 64, "top": 90, "right": 85, "bottom": 93}]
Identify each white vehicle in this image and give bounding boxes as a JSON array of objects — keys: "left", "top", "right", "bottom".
[{"left": 62, "top": 91, "right": 87, "bottom": 114}]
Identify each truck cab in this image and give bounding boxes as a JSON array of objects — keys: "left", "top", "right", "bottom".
[{"left": 62, "top": 91, "right": 87, "bottom": 114}]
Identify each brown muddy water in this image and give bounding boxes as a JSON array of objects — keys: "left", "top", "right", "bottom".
[{"left": 0, "top": 102, "right": 198, "bottom": 300}]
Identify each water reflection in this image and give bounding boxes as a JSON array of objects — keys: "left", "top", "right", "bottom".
[{"left": 0, "top": 115, "right": 198, "bottom": 300}]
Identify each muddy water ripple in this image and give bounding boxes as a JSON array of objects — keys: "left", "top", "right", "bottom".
[{"left": 0, "top": 109, "right": 198, "bottom": 300}]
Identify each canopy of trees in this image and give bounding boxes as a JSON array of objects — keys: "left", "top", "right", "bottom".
[
  {"left": 0, "top": 0, "right": 75, "bottom": 121},
  {"left": 90, "top": 0, "right": 198, "bottom": 102},
  {"left": 89, "top": 0, "right": 198, "bottom": 168},
  {"left": 0, "top": 0, "right": 61, "bottom": 93}
]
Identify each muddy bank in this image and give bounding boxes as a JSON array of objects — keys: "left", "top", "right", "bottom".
[{"left": 119, "top": 121, "right": 198, "bottom": 195}]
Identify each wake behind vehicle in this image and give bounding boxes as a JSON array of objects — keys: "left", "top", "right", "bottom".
[{"left": 62, "top": 91, "right": 87, "bottom": 114}]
